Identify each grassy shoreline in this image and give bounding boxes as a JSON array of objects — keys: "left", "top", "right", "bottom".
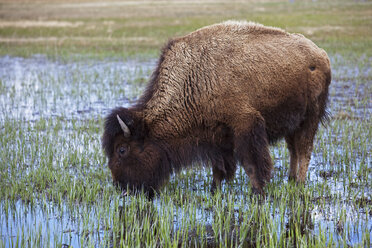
[{"left": 0, "top": 0, "right": 371, "bottom": 59}]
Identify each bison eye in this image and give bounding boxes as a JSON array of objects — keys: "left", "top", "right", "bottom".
[
  {"left": 119, "top": 147, "right": 126, "bottom": 155},
  {"left": 116, "top": 144, "right": 129, "bottom": 157}
]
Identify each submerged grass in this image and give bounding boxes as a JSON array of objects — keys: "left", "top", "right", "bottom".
[
  {"left": 0, "top": 53, "right": 370, "bottom": 247},
  {"left": 0, "top": 0, "right": 371, "bottom": 247}
]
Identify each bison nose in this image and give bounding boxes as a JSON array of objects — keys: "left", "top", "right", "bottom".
[
  {"left": 107, "top": 161, "right": 114, "bottom": 170},
  {"left": 110, "top": 169, "right": 117, "bottom": 181}
]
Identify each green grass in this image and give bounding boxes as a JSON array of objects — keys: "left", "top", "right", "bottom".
[
  {"left": 0, "top": 0, "right": 371, "bottom": 58},
  {"left": 0, "top": 0, "right": 371, "bottom": 247}
]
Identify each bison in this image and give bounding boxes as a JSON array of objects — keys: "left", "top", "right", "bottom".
[{"left": 102, "top": 21, "right": 331, "bottom": 198}]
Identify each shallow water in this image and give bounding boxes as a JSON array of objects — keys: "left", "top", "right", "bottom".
[
  {"left": 0, "top": 55, "right": 155, "bottom": 121},
  {"left": 328, "top": 54, "right": 372, "bottom": 119},
  {"left": 0, "top": 55, "right": 371, "bottom": 247}
]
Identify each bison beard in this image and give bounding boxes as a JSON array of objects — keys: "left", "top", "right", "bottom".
[{"left": 102, "top": 21, "right": 331, "bottom": 198}]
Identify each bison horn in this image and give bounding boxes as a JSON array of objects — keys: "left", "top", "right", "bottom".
[{"left": 116, "top": 115, "right": 131, "bottom": 138}]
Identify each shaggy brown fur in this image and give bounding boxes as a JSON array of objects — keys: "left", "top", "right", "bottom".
[{"left": 102, "top": 21, "right": 331, "bottom": 197}]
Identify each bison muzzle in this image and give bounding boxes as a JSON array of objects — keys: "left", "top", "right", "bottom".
[{"left": 102, "top": 21, "right": 331, "bottom": 198}]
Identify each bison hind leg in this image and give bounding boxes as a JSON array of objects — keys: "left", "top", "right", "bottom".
[
  {"left": 285, "top": 134, "right": 299, "bottom": 182},
  {"left": 285, "top": 113, "right": 320, "bottom": 183}
]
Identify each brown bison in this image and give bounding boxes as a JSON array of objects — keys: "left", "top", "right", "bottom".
[{"left": 102, "top": 21, "right": 331, "bottom": 198}]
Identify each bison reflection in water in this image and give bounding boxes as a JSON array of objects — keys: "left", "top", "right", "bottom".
[{"left": 102, "top": 21, "right": 331, "bottom": 198}]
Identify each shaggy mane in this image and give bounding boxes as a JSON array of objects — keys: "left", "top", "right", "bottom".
[{"left": 133, "top": 39, "right": 176, "bottom": 110}]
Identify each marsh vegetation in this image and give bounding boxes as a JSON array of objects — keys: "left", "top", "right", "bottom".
[{"left": 0, "top": 0, "right": 371, "bottom": 247}]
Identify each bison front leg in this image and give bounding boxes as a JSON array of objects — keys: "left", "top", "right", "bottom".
[
  {"left": 211, "top": 166, "right": 225, "bottom": 194},
  {"left": 210, "top": 152, "right": 236, "bottom": 194},
  {"left": 231, "top": 112, "right": 273, "bottom": 195}
]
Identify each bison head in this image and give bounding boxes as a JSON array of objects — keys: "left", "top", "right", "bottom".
[{"left": 102, "top": 107, "right": 168, "bottom": 198}]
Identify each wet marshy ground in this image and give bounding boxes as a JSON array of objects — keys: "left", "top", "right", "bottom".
[{"left": 0, "top": 54, "right": 371, "bottom": 247}]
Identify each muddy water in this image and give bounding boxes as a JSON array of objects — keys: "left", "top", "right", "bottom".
[{"left": 0, "top": 55, "right": 371, "bottom": 247}]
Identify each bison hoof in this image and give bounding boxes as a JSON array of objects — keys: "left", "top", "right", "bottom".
[
  {"left": 210, "top": 183, "right": 218, "bottom": 195},
  {"left": 295, "top": 179, "right": 306, "bottom": 185},
  {"left": 251, "top": 187, "right": 265, "bottom": 199},
  {"left": 288, "top": 175, "right": 297, "bottom": 182}
]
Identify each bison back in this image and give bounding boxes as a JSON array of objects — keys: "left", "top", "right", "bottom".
[{"left": 143, "top": 21, "right": 331, "bottom": 141}]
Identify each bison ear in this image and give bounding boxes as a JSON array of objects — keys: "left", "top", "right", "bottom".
[{"left": 129, "top": 111, "right": 148, "bottom": 140}]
